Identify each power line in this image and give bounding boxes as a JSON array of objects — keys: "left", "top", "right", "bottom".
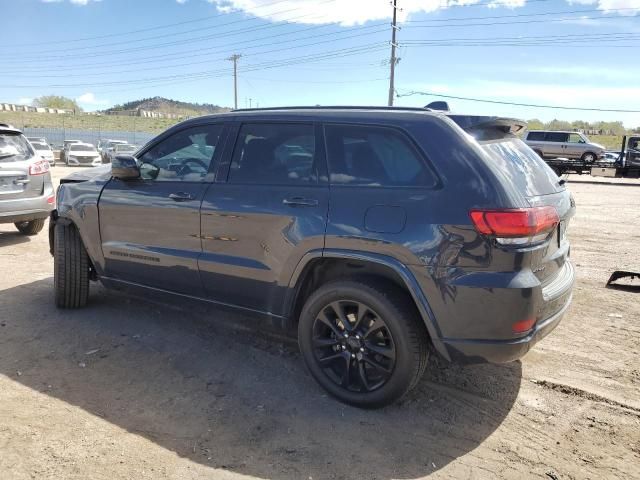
[
  {"left": 3, "top": 0, "right": 296, "bottom": 48},
  {"left": 0, "top": 43, "right": 388, "bottom": 89},
  {"left": 5, "top": 23, "right": 389, "bottom": 75},
  {"left": 9, "top": 0, "right": 337, "bottom": 56},
  {"left": 397, "top": 90, "right": 640, "bottom": 113}
]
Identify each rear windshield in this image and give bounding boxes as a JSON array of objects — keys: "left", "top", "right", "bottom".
[
  {"left": 480, "top": 137, "right": 563, "bottom": 196},
  {"left": 70, "top": 145, "right": 96, "bottom": 152},
  {"left": 32, "top": 142, "right": 51, "bottom": 151},
  {"left": 0, "top": 133, "right": 34, "bottom": 163},
  {"left": 116, "top": 144, "right": 136, "bottom": 152}
]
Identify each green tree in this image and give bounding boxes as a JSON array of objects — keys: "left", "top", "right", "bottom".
[
  {"left": 33, "top": 95, "right": 82, "bottom": 113},
  {"left": 526, "top": 118, "right": 545, "bottom": 130}
]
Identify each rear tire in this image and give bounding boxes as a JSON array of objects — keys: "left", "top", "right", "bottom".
[
  {"left": 298, "top": 279, "right": 429, "bottom": 408},
  {"left": 54, "top": 222, "right": 89, "bottom": 309},
  {"left": 15, "top": 219, "right": 46, "bottom": 236}
]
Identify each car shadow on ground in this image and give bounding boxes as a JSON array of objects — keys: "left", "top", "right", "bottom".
[
  {"left": 0, "top": 278, "right": 522, "bottom": 479},
  {"left": 0, "top": 230, "right": 31, "bottom": 247}
]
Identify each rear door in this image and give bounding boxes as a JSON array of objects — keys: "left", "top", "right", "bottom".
[
  {"left": 323, "top": 123, "right": 440, "bottom": 261},
  {"left": 98, "top": 123, "right": 226, "bottom": 295},
  {"left": 199, "top": 121, "right": 329, "bottom": 315}
]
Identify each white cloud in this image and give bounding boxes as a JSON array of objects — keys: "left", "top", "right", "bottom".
[
  {"left": 76, "top": 92, "right": 109, "bottom": 107},
  {"left": 176, "top": 0, "right": 188, "bottom": 3},
  {"left": 566, "top": 0, "right": 640, "bottom": 15},
  {"left": 206, "top": 0, "right": 530, "bottom": 26}
]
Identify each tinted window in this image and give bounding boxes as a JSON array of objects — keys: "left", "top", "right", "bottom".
[
  {"left": 325, "top": 124, "right": 433, "bottom": 187},
  {"left": 138, "top": 124, "right": 222, "bottom": 182},
  {"left": 229, "top": 123, "right": 317, "bottom": 184},
  {"left": 526, "top": 131, "right": 545, "bottom": 141},
  {"left": 545, "top": 132, "right": 568, "bottom": 143},
  {"left": 70, "top": 145, "right": 96, "bottom": 152},
  {"left": 32, "top": 142, "right": 51, "bottom": 151},
  {"left": 481, "top": 138, "right": 563, "bottom": 196}
]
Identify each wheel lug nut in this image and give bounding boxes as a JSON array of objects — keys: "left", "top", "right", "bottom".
[
  {"left": 351, "top": 354, "right": 356, "bottom": 359},
  {"left": 343, "top": 333, "right": 349, "bottom": 338},
  {"left": 360, "top": 347, "right": 364, "bottom": 352},
  {"left": 355, "top": 335, "right": 360, "bottom": 340},
  {"left": 342, "top": 345, "right": 346, "bottom": 350}
]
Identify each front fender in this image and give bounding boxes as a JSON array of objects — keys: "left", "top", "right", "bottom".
[{"left": 53, "top": 180, "right": 108, "bottom": 275}]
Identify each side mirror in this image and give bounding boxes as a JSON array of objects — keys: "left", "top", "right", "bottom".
[{"left": 112, "top": 155, "right": 140, "bottom": 180}]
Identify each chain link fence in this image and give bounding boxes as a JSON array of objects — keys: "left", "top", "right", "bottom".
[{"left": 0, "top": 112, "right": 183, "bottom": 149}]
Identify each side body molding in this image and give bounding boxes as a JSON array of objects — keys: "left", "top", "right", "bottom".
[{"left": 286, "top": 249, "right": 450, "bottom": 360}]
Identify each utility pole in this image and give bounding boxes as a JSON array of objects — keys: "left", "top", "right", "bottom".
[
  {"left": 387, "top": 0, "right": 399, "bottom": 106},
  {"left": 227, "top": 54, "right": 242, "bottom": 109}
]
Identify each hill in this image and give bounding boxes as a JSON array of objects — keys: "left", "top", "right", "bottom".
[{"left": 104, "top": 96, "right": 230, "bottom": 117}]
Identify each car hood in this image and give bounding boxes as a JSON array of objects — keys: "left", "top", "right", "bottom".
[
  {"left": 591, "top": 142, "right": 606, "bottom": 150},
  {"left": 60, "top": 164, "right": 112, "bottom": 183}
]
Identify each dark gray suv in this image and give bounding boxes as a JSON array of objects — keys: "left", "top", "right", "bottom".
[{"left": 49, "top": 107, "right": 575, "bottom": 407}]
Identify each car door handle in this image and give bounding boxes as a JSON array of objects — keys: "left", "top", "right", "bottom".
[
  {"left": 169, "top": 192, "right": 194, "bottom": 201},
  {"left": 282, "top": 197, "right": 319, "bottom": 207}
]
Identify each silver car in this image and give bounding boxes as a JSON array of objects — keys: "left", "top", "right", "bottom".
[
  {"left": 0, "top": 124, "right": 55, "bottom": 235},
  {"left": 524, "top": 130, "right": 605, "bottom": 163}
]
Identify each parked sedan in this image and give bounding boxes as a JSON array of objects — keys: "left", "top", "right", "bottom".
[
  {"left": 0, "top": 125, "right": 54, "bottom": 235},
  {"left": 65, "top": 143, "right": 102, "bottom": 167},
  {"left": 31, "top": 142, "right": 55, "bottom": 166},
  {"left": 105, "top": 143, "right": 137, "bottom": 163},
  {"left": 59, "top": 140, "right": 82, "bottom": 164},
  {"left": 27, "top": 136, "right": 48, "bottom": 145}
]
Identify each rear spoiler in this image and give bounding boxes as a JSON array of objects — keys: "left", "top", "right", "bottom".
[{"left": 447, "top": 115, "right": 527, "bottom": 135}]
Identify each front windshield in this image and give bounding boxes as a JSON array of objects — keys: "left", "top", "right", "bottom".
[
  {"left": 70, "top": 145, "right": 97, "bottom": 152},
  {"left": 0, "top": 133, "right": 35, "bottom": 163}
]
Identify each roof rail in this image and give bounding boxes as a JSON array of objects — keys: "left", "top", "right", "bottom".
[{"left": 232, "top": 105, "right": 432, "bottom": 112}]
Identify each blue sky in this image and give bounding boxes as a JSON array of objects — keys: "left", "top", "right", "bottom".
[{"left": 2, "top": 0, "right": 639, "bottom": 126}]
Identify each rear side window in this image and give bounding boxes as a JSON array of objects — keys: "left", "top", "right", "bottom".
[
  {"left": 0, "top": 133, "right": 34, "bottom": 163},
  {"left": 229, "top": 123, "right": 317, "bottom": 185},
  {"left": 526, "top": 131, "right": 545, "bottom": 141},
  {"left": 481, "top": 138, "right": 563, "bottom": 196},
  {"left": 324, "top": 124, "right": 434, "bottom": 187},
  {"left": 545, "top": 132, "right": 568, "bottom": 143}
]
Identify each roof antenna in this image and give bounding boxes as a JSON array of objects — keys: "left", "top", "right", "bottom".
[{"left": 425, "top": 101, "right": 450, "bottom": 112}]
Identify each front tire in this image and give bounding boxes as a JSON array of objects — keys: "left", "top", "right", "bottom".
[
  {"left": 581, "top": 151, "right": 596, "bottom": 163},
  {"left": 15, "top": 219, "right": 46, "bottom": 236},
  {"left": 54, "top": 222, "right": 89, "bottom": 308},
  {"left": 298, "top": 280, "right": 429, "bottom": 408}
]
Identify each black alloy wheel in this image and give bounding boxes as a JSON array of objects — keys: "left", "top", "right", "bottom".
[{"left": 312, "top": 300, "right": 396, "bottom": 393}]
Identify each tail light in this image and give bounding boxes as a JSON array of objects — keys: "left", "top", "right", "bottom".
[
  {"left": 29, "top": 160, "right": 50, "bottom": 176},
  {"left": 470, "top": 206, "right": 559, "bottom": 246}
]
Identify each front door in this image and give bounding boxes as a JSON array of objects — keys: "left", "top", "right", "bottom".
[
  {"left": 98, "top": 123, "right": 226, "bottom": 295},
  {"left": 199, "top": 122, "right": 329, "bottom": 315}
]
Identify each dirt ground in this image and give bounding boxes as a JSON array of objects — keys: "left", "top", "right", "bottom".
[{"left": 0, "top": 167, "right": 638, "bottom": 480}]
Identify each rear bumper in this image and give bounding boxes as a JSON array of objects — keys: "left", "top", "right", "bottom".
[
  {"left": 0, "top": 208, "right": 51, "bottom": 224},
  {"left": 0, "top": 193, "right": 54, "bottom": 224},
  {"left": 442, "top": 295, "right": 571, "bottom": 363}
]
